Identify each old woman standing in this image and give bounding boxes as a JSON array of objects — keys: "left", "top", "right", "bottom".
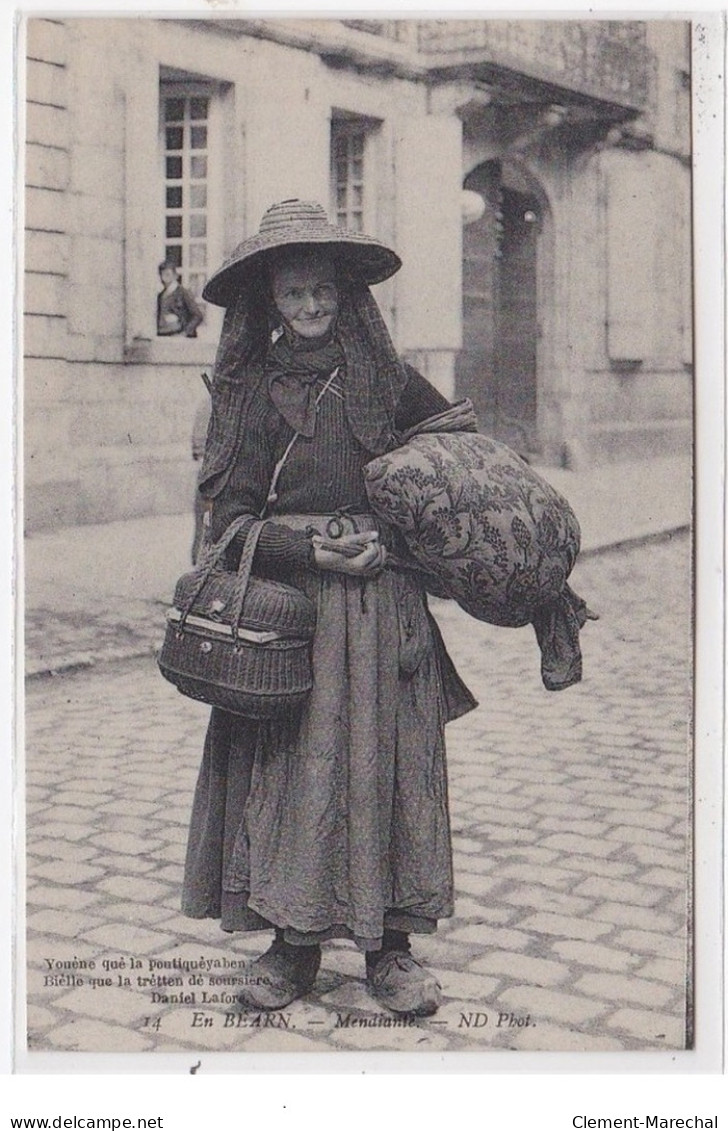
[{"left": 181, "top": 200, "right": 476, "bottom": 1017}]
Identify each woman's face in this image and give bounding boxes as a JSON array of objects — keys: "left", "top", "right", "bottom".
[{"left": 270, "top": 251, "right": 339, "bottom": 340}]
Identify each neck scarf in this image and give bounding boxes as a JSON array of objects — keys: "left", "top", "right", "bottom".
[{"left": 265, "top": 330, "right": 345, "bottom": 436}]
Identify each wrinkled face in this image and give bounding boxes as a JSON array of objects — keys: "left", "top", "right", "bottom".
[{"left": 270, "top": 251, "right": 339, "bottom": 340}]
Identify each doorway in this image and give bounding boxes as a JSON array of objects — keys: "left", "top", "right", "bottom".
[{"left": 457, "top": 160, "right": 543, "bottom": 455}]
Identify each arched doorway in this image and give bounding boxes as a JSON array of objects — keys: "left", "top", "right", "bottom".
[{"left": 457, "top": 159, "right": 546, "bottom": 456}]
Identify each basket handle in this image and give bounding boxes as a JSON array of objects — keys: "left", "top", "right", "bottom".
[
  {"left": 177, "top": 512, "right": 255, "bottom": 630},
  {"left": 228, "top": 520, "right": 267, "bottom": 642}
]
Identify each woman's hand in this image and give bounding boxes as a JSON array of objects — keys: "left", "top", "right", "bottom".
[{"left": 312, "top": 531, "right": 387, "bottom": 576}]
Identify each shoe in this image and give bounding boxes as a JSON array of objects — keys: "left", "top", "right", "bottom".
[
  {"left": 366, "top": 950, "right": 442, "bottom": 1017},
  {"left": 236, "top": 934, "right": 321, "bottom": 1011}
]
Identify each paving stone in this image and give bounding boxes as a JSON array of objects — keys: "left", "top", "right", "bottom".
[
  {"left": 584, "top": 902, "right": 679, "bottom": 933},
  {"left": 31, "top": 860, "right": 107, "bottom": 885},
  {"left": 26, "top": 908, "right": 106, "bottom": 938},
  {"left": 454, "top": 853, "right": 499, "bottom": 876},
  {"left": 450, "top": 872, "right": 502, "bottom": 898},
  {"left": 604, "top": 825, "right": 677, "bottom": 850},
  {"left": 81, "top": 923, "right": 178, "bottom": 955},
  {"left": 42, "top": 1018, "right": 155, "bottom": 1052},
  {"left": 452, "top": 899, "right": 516, "bottom": 925},
  {"left": 26, "top": 886, "right": 103, "bottom": 912},
  {"left": 26, "top": 1003, "right": 61, "bottom": 1031},
  {"left": 639, "top": 867, "right": 686, "bottom": 889},
  {"left": 494, "top": 862, "right": 580, "bottom": 891},
  {"left": 620, "top": 843, "right": 685, "bottom": 870},
  {"left": 451, "top": 835, "right": 485, "bottom": 854},
  {"left": 328, "top": 1017, "right": 449, "bottom": 1052},
  {"left": 95, "top": 800, "right": 167, "bottom": 818},
  {"left": 154, "top": 864, "right": 185, "bottom": 884},
  {"left": 611, "top": 930, "right": 686, "bottom": 960},
  {"left": 516, "top": 912, "right": 612, "bottom": 943},
  {"left": 99, "top": 901, "right": 178, "bottom": 927},
  {"left": 51, "top": 984, "right": 154, "bottom": 1025},
  {"left": 606, "top": 1007, "right": 686, "bottom": 1047},
  {"left": 637, "top": 957, "right": 687, "bottom": 984},
  {"left": 484, "top": 845, "right": 562, "bottom": 866},
  {"left": 432, "top": 968, "right": 501, "bottom": 1002},
  {"left": 447, "top": 923, "right": 531, "bottom": 950},
  {"left": 534, "top": 801, "right": 603, "bottom": 821},
  {"left": 538, "top": 834, "right": 616, "bottom": 858},
  {"left": 469, "top": 951, "right": 571, "bottom": 986},
  {"left": 571, "top": 875, "right": 668, "bottom": 908},
  {"left": 98, "top": 854, "right": 161, "bottom": 876},
  {"left": 95, "top": 875, "right": 176, "bottom": 903},
  {"left": 39, "top": 805, "right": 103, "bottom": 826},
  {"left": 50, "top": 791, "right": 114, "bottom": 809},
  {"left": 89, "top": 831, "right": 164, "bottom": 856},
  {"left": 30, "top": 839, "right": 102, "bottom": 863},
  {"left": 499, "top": 885, "right": 595, "bottom": 916},
  {"left": 477, "top": 825, "right": 540, "bottom": 845},
  {"left": 28, "top": 822, "right": 92, "bottom": 842},
  {"left": 496, "top": 985, "right": 611, "bottom": 1025},
  {"left": 488, "top": 1021, "right": 624, "bottom": 1052},
  {"left": 575, "top": 972, "right": 676, "bottom": 1008},
  {"left": 550, "top": 940, "right": 641, "bottom": 973}
]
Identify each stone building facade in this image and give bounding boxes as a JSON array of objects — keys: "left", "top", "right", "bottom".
[{"left": 23, "top": 17, "right": 692, "bottom": 531}]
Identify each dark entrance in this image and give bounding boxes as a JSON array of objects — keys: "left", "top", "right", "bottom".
[{"left": 457, "top": 160, "right": 542, "bottom": 455}]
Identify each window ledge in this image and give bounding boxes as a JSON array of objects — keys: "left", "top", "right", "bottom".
[{"left": 124, "top": 336, "right": 217, "bottom": 367}]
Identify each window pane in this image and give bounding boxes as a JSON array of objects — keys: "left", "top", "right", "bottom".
[
  {"left": 165, "top": 98, "right": 185, "bottom": 122},
  {"left": 161, "top": 85, "right": 213, "bottom": 305},
  {"left": 331, "top": 121, "right": 371, "bottom": 234},
  {"left": 165, "top": 126, "right": 184, "bottom": 151}
]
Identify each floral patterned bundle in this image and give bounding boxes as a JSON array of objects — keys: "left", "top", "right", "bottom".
[{"left": 365, "top": 415, "right": 590, "bottom": 689}]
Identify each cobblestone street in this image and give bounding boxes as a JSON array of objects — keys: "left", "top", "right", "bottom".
[{"left": 23, "top": 532, "right": 692, "bottom": 1057}]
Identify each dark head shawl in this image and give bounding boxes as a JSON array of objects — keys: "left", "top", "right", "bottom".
[{"left": 198, "top": 267, "right": 409, "bottom": 499}]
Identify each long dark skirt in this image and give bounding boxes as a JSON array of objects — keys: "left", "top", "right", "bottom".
[{"left": 181, "top": 567, "right": 455, "bottom": 950}]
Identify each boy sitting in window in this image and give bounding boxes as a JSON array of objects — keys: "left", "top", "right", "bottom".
[{"left": 157, "top": 260, "right": 204, "bottom": 337}]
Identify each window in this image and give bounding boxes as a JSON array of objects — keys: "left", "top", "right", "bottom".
[
  {"left": 161, "top": 85, "right": 213, "bottom": 300},
  {"left": 331, "top": 116, "right": 380, "bottom": 234}
]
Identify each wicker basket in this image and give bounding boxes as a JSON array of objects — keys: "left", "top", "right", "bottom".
[{"left": 158, "top": 518, "right": 316, "bottom": 720}]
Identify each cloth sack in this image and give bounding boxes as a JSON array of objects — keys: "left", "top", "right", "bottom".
[{"left": 364, "top": 401, "right": 591, "bottom": 690}]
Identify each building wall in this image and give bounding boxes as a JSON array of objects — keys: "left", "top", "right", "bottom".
[
  {"left": 456, "top": 21, "right": 691, "bottom": 469},
  {"left": 23, "top": 17, "right": 693, "bottom": 531}
]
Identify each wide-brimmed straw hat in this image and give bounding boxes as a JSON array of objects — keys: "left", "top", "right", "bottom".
[{"left": 202, "top": 199, "right": 402, "bottom": 307}]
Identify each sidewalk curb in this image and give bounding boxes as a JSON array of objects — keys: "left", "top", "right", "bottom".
[{"left": 23, "top": 524, "right": 690, "bottom": 682}]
